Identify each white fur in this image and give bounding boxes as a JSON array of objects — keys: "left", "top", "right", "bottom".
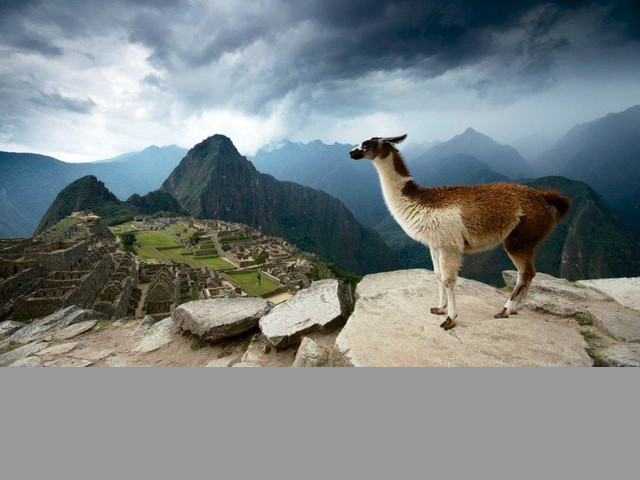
[{"left": 373, "top": 155, "right": 467, "bottom": 250}]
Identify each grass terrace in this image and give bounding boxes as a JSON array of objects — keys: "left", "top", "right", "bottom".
[{"left": 224, "top": 272, "right": 280, "bottom": 297}]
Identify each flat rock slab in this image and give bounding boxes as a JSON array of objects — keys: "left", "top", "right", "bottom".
[
  {"left": 173, "top": 298, "right": 272, "bottom": 342},
  {"left": 135, "top": 318, "right": 178, "bottom": 353},
  {"left": 2, "top": 306, "right": 106, "bottom": 346},
  {"left": 9, "top": 356, "right": 42, "bottom": 367},
  {"left": 578, "top": 278, "right": 640, "bottom": 311},
  {"left": 205, "top": 355, "right": 241, "bottom": 367},
  {"left": 53, "top": 321, "right": 97, "bottom": 341},
  {"left": 39, "top": 341, "right": 78, "bottom": 356},
  {"left": 0, "top": 341, "right": 48, "bottom": 367},
  {"left": 0, "top": 320, "right": 26, "bottom": 338},
  {"left": 588, "top": 307, "right": 640, "bottom": 342},
  {"left": 259, "top": 280, "right": 348, "bottom": 348},
  {"left": 598, "top": 344, "right": 640, "bottom": 367},
  {"left": 333, "top": 270, "right": 591, "bottom": 367},
  {"left": 44, "top": 357, "right": 93, "bottom": 367}
]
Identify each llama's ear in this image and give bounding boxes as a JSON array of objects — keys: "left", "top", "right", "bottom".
[{"left": 382, "top": 134, "right": 407, "bottom": 145}]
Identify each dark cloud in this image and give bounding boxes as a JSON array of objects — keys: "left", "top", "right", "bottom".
[
  {"left": 30, "top": 92, "right": 96, "bottom": 114},
  {"left": 0, "top": 0, "right": 638, "bottom": 156}
]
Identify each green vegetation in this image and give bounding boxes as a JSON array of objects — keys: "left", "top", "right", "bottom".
[
  {"left": 115, "top": 223, "right": 234, "bottom": 270},
  {"left": 308, "top": 261, "right": 362, "bottom": 292},
  {"left": 118, "top": 231, "right": 136, "bottom": 252},
  {"left": 585, "top": 348, "right": 605, "bottom": 366},
  {"left": 254, "top": 253, "right": 267, "bottom": 265},
  {"left": 503, "top": 284, "right": 514, "bottom": 293},
  {"left": 573, "top": 313, "right": 594, "bottom": 326},
  {"left": 225, "top": 271, "right": 280, "bottom": 296},
  {"left": 190, "top": 337, "right": 209, "bottom": 351},
  {"left": 191, "top": 283, "right": 200, "bottom": 301},
  {"left": 580, "top": 330, "right": 600, "bottom": 340}
]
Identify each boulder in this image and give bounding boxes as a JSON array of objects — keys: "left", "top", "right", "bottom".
[
  {"left": 172, "top": 298, "right": 271, "bottom": 342},
  {"left": 135, "top": 318, "right": 178, "bottom": 353},
  {"left": 292, "top": 337, "right": 329, "bottom": 367},
  {"left": 1, "top": 306, "right": 106, "bottom": 346},
  {"left": 598, "top": 344, "right": 640, "bottom": 367},
  {"left": 259, "top": 280, "right": 348, "bottom": 348},
  {"left": 333, "top": 270, "right": 592, "bottom": 367},
  {"left": 0, "top": 320, "right": 26, "bottom": 338},
  {"left": 0, "top": 341, "right": 48, "bottom": 367},
  {"left": 577, "top": 277, "right": 640, "bottom": 311}
]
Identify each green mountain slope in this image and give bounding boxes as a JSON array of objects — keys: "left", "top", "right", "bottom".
[
  {"left": 0, "top": 145, "right": 186, "bottom": 237},
  {"left": 35, "top": 176, "right": 183, "bottom": 234},
  {"left": 162, "top": 135, "right": 398, "bottom": 274}
]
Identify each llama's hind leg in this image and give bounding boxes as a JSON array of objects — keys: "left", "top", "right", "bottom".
[
  {"left": 439, "top": 248, "right": 462, "bottom": 330},
  {"left": 429, "top": 247, "right": 447, "bottom": 315},
  {"left": 495, "top": 246, "right": 536, "bottom": 319}
]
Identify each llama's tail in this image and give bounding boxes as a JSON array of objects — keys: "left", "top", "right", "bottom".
[{"left": 541, "top": 190, "right": 571, "bottom": 222}]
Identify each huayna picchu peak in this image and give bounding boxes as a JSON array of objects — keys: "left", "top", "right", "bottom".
[{"left": 162, "top": 134, "right": 398, "bottom": 274}]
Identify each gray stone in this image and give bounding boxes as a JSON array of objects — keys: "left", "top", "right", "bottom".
[
  {"left": 39, "top": 341, "right": 78, "bottom": 356},
  {"left": 598, "top": 344, "right": 640, "bottom": 367},
  {"left": 2, "top": 306, "right": 106, "bottom": 346},
  {"left": 0, "top": 320, "right": 26, "bottom": 338},
  {"left": 135, "top": 318, "right": 178, "bottom": 353},
  {"left": 133, "top": 315, "right": 160, "bottom": 336},
  {"left": 334, "top": 270, "right": 592, "bottom": 367},
  {"left": 292, "top": 337, "right": 329, "bottom": 367},
  {"left": 241, "top": 334, "right": 272, "bottom": 364},
  {"left": 53, "top": 320, "right": 97, "bottom": 341},
  {"left": 172, "top": 298, "right": 271, "bottom": 342},
  {"left": 578, "top": 278, "right": 640, "bottom": 311},
  {"left": 9, "top": 356, "right": 42, "bottom": 367},
  {"left": 0, "top": 341, "right": 48, "bottom": 367},
  {"left": 205, "top": 355, "right": 240, "bottom": 367},
  {"left": 588, "top": 307, "right": 640, "bottom": 342},
  {"left": 44, "top": 357, "right": 93, "bottom": 367},
  {"left": 259, "top": 280, "right": 348, "bottom": 348},
  {"left": 105, "top": 356, "right": 130, "bottom": 367}
]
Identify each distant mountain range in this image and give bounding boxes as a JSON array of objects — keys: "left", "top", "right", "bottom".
[
  {"left": 162, "top": 135, "right": 398, "bottom": 274},
  {"left": 533, "top": 105, "right": 640, "bottom": 239},
  {"left": 4, "top": 105, "right": 640, "bottom": 282},
  {"left": 35, "top": 175, "right": 183, "bottom": 234},
  {"left": 0, "top": 145, "right": 186, "bottom": 237}
]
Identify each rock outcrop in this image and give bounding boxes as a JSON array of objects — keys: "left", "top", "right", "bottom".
[
  {"left": 577, "top": 278, "right": 640, "bottom": 311},
  {"left": 172, "top": 298, "right": 272, "bottom": 342},
  {"left": 293, "top": 337, "right": 329, "bottom": 367},
  {"left": 0, "top": 306, "right": 106, "bottom": 348},
  {"left": 259, "top": 279, "right": 348, "bottom": 348},
  {"left": 332, "top": 270, "right": 592, "bottom": 367}
]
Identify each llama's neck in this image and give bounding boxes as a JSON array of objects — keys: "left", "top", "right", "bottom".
[{"left": 373, "top": 151, "right": 417, "bottom": 210}]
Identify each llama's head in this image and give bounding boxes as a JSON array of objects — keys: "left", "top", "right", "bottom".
[{"left": 349, "top": 134, "right": 407, "bottom": 160}]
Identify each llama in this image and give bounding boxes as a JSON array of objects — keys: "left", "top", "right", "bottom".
[{"left": 350, "top": 134, "right": 570, "bottom": 330}]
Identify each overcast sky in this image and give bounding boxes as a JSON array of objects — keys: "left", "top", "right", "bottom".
[{"left": 0, "top": 0, "right": 639, "bottom": 161}]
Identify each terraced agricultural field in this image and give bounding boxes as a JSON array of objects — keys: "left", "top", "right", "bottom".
[{"left": 112, "top": 224, "right": 234, "bottom": 270}]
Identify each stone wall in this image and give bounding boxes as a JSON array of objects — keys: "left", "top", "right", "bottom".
[{"left": 65, "top": 256, "right": 113, "bottom": 308}]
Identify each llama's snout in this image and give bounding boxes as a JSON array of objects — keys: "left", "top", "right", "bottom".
[{"left": 350, "top": 148, "right": 364, "bottom": 160}]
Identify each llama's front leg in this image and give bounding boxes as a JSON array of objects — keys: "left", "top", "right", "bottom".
[
  {"left": 439, "top": 249, "right": 461, "bottom": 330},
  {"left": 429, "top": 247, "right": 447, "bottom": 315}
]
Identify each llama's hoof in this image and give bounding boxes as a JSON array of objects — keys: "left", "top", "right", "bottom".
[
  {"left": 440, "top": 317, "right": 456, "bottom": 330},
  {"left": 494, "top": 308, "right": 509, "bottom": 319},
  {"left": 430, "top": 307, "right": 446, "bottom": 315},
  {"left": 511, "top": 311, "right": 518, "bottom": 315}
]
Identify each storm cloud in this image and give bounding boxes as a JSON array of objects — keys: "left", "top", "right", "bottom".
[{"left": 0, "top": 0, "right": 639, "bottom": 159}]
